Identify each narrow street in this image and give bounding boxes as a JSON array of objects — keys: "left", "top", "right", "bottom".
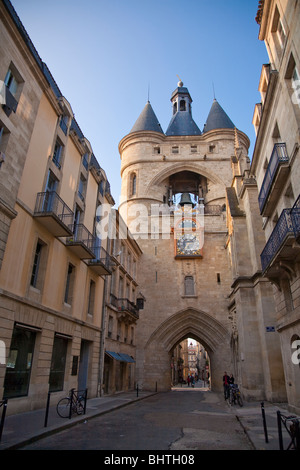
[{"left": 20, "top": 382, "right": 253, "bottom": 451}]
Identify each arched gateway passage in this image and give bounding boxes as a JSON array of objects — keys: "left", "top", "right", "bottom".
[{"left": 140, "top": 308, "right": 231, "bottom": 392}]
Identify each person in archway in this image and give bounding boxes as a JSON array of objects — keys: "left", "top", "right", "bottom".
[
  {"left": 223, "top": 371, "right": 230, "bottom": 399},
  {"left": 229, "top": 373, "right": 234, "bottom": 385}
]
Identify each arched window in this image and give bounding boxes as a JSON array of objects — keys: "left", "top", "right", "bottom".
[
  {"left": 130, "top": 173, "right": 136, "bottom": 196},
  {"left": 180, "top": 99, "right": 186, "bottom": 111},
  {"left": 184, "top": 276, "right": 194, "bottom": 296}
]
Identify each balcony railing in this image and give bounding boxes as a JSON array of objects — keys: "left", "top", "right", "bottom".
[
  {"left": 110, "top": 294, "right": 139, "bottom": 317},
  {"left": 260, "top": 209, "right": 294, "bottom": 272},
  {"left": 66, "top": 224, "right": 95, "bottom": 259},
  {"left": 34, "top": 191, "right": 74, "bottom": 236},
  {"left": 291, "top": 194, "right": 300, "bottom": 241},
  {"left": 258, "top": 143, "right": 289, "bottom": 214},
  {"left": 87, "top": 244, "right": 112, "bottom": 275}
]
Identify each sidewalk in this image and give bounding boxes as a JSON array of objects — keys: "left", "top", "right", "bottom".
[
  {"left": 0, "top": 389, "right": 156, "bottom": 450},
  {"left": 0, "top": 387, "right": 298, "bottom": 451}
]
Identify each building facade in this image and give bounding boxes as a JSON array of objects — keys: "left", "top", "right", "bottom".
[
  {"left": 102, "top": 209, "right": 142, "bottom": 395},
  {"left": 252, "top": 0, "right": 300, "bottom": 413},
  {"left": 0, "top": 0, "right": 118, "bottom": 414}
]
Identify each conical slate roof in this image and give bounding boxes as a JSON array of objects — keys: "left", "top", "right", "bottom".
[
  {"left": 130, "top": 101, "right": 164, "bottom": 134},
  {"left": 166, "top": 112, "right": 201, "bottom": 136},
  {"left": 203, "top": 99, "right": 235, "bottom": 133}
]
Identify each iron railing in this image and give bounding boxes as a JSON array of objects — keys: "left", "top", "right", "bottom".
[
  {"left": 110, "top": 294, "right": 139, "bottom": 316},
  {"left": 291, "top": 194, "right": 300, "bottom": 240},
  {"left": 260, "top": 209, "right": 294, "bottom": 272},
  {"left": 66, "top": 224, "right": 95, "bottom": 251},
  {"left": 34, "top": 191, "right": 74, "bottom": 226},
  {"left": 258, "top": 143, "right": 289, "bottom": 213},
  {"left": 89, "top": 244, "right": 111, "bottom": 269}
]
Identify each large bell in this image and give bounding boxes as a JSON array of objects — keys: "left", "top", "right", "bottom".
[{"left": 179, "top": 192, "right": 194, "bottom": 206}]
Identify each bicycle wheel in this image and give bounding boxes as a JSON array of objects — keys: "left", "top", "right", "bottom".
[
  {"left": 76, "top": 397, "right": 85, "bottom": 415},
  {"left": 237, "top": 394, "right": 243, "bottom": 407},
  {"left": 57, "top": 397, "right": 71, "bottom": 418},
  {"left": 229, "top": 390, "right": 234, "bottom": 405}
]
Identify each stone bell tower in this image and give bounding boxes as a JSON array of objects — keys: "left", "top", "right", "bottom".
[{"left": 118, "top": 80, "right": 284, "bottom": 400}]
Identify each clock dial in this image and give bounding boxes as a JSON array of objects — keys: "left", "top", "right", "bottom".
[{"left": 176, "top": 233, "right": 202, "bottom": 256}]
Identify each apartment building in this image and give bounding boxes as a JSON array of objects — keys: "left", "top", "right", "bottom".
[
  {"left": 0, "top": 0, "right": 115, "bottom": 413},
  {"left": 102, "top": 210, "right": 142, "bottom": 394},
  {"left": 253, "top": 0, "right": 300, "bottom": 413}
]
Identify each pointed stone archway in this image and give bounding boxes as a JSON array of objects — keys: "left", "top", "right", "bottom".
[{"left": 137, "top": 307, "right": 232, "bottom": 392}]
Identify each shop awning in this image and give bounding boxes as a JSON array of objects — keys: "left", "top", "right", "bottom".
[{"left": 105, "top": 351, "right": 135, "bottom": 363}]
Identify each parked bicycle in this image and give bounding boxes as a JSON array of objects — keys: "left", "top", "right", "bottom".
[
  {"left": 229, "top": 384, "right": 243, "bottom": 407},
  {"left": 56, "top": 388, "right": 87, "bottom": 418}
]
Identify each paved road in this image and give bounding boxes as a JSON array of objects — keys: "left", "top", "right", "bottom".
[{"left": 20, "top": 387, "right": 253, "bottom": 451}]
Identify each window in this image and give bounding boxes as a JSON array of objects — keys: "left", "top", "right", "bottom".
[
  {"left": 88, "top": 280, "right": 96, "bottom": 315},
  {"left": 153, "top": 146, "right": 160, "bottom": 154},
  {"left": 172, "top": 146, "right": 179, "bottom": 154},
  {"left": 64, "top": 263, "right": 75, "bottom": 304},
  {"left": 173, "top": 102, "right": 177, "bottom": 115},
  {"left": 108, "top": 316, "right": 113, "bottom": 338},
  {"left": 184, "top": 276, "right": 195, "bottom": 296},
  {"left": 191, "top": 145, "right": 197, "bottom": 153},
  {"left": 52, "top": 139, "right": 63, "bottom": 169},
  {"left": 180, "top": 99, "right": 186, "bottom": 111},
  {"left": 130, "top": 173, "right": 137, "bottom": 196},
  {"left": 4, "top": 68, "right": 18, "bottom": 96},
  {"left": 3, "top": 324, "right": 36, "bottom": 398},
  {"left": 30, "top": 240, "right": 46, "bottom": 289},
  {"left": 271, "top": 6, "right": 286, "bottom": 56},
  {"left": 49, "top": 335, "right": 68, "bottom": 392},
  {"left": 78, "top": 174, "right": 86, "bottom": 201}
]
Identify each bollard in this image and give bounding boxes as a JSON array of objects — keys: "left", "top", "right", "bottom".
[
  {"left": 0, "top": 399, "right": 7, "bottom": 442},
  {"left": 277, "top": 410, "right": 284, "bottom": 450},
  {"left": 69, "top": 388, "right": 74, "bottom": 419},
  {"left": 44, "top": 392, "right": 51, "bottom": 428},
  {"left": 136, "top": 384, "right": 138, "bottom": 397},
  {"left": 261, "top": 402, "right": 268, "bottom": 443}
]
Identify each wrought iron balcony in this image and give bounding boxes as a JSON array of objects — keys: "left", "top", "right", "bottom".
[
  {"left": 34, "top": 191, "right": 74, "bottom": 237},
  {"left": 66, "top": 224, "right": 95, "bottom": 259},
  {"left": 110, "top": 294, "right": 139, "bottom": 319},
  {"left": 291, "top": 194, "right": 300, "bottom": 242},
  {"left": 87, "top": 244, "right": 112, "bottom": 275},
  {"left": 258, "top": 143, "right": 290, "bottom": 216},
  {"left": 260, "top": 209, "right": 295, "bottom": 273}
]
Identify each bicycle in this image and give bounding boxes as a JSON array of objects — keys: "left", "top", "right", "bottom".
[
  {"left": 56, "top": 388, "right": 86, "bottom": 418},
  {"left": 229, "top": 384, "right": 243, "bottom": 407}
]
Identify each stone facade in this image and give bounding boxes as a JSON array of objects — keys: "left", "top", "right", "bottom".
[
  {"left": 0, "top": 0, "right": 116, "bottom": 414},
  {"left": 252, "top": 0, "right": 300, "bottom": 413},
  {"left": 118, "top": 86, "right": 282, "bottom": 397}
]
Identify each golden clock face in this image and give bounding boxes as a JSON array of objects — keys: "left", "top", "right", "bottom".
[{"left": 176, "top": 233, "right": 202, "bottom": 257}]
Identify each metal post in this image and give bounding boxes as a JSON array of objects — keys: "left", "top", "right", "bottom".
[
  {"left": 0, "top": 400, "right": 7, "bottom": 442},
  {"left": 277, "top": 410, "right": 284, "bottom": 450},
  {"left": 136, "top": 384, "right": 138, "bottom": 397},
  {"left": 83, "top": 389, "right": 88, "bottom": 414},
  {"left": 44, "top": 392, "right": 51, "bottom": 428},
  {"left": 261, "top": 402, "right": 268, "bottom": 443},
  {"left": 69, "top": 389, "right": 74, "bottom": 419}
]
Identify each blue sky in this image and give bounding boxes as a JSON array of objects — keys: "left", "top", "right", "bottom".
[{"left": 11, "top": 0, "right": 268, "bottom": 205}]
